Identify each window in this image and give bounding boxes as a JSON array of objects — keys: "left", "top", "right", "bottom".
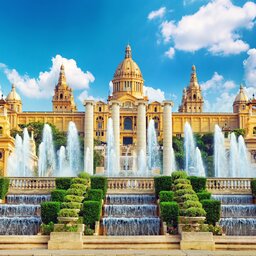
[
  {"left": 60, "top": 94, "right": 63, "bottom": 99},
  {"left": 0, "top": 127, "right": 3, "bottom": 137},
  {"left": 154, "top": 107, "right": 157, "bottom": 112},
  {"left": 193, "top": 94, "right": 196, "bottom": 100},
  {"left": 99, "top": 106, "right": 102, "bottom": 112},
  {"left": 124, "top": 117, "right": 133, "bottom": 130},
  {"left": 253, "top": 127, "right": 256, "bottom": 136}
]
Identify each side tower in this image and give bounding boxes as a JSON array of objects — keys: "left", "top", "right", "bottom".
[
  {"left": 52, "top": 64, "right": 77, "bottom": 112},
  {"left": 6, "top": 84, "right": 22, "bottom": 113},
  {"left": 233, "top": 85, "right": 249, "bottom": 113},
  {"left": 179, "top": 65, "right": 204, "bottom": 113}
]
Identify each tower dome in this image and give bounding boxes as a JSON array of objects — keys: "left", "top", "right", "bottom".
[
  {"left": 6, "top": 84, "right": 22, "bottom": 113},
  {"left": 111, "top": 44, "right": 145, "bottom": 101},
  {"left": 234, "top": 85, "right": 249, "bottom": 103},
  {"left": 233, "top": 85, "right": 249, "bottom": 113},
  {"left": 6, "top": 84, "right": 21, "bottom": 101}
]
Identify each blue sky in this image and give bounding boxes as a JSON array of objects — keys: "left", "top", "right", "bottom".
[{"left": 0, "top": 0, "right": 256, "bottom": 112}]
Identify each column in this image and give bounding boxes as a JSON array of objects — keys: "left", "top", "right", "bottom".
[
  {"left": 84, "top": 100, "right": 95, "bottom": 175},
  {"left": 136, "top": 100, "right": 147, "bottom": 160},
  {"left": 111, "top": 101, "right": 121, "bottom": 173},
  {"left": 163, "top": 100, "right": 174, "bottom": 175}
]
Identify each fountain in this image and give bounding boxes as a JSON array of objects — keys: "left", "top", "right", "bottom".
[
  {"left": 137, "top": 149, "right": 147, "bottom": 176},
  {"left": 57, "top": 146, "right": 68, "bottom": 176},
  {"left": 147, "top": 119, "right": 160, "bottom": 173},
  {"left": 7, "top": 129, "right": 33, "bottom": 177},
  {"left": 184, "top": 122, "right": 206, "bottom": 177},
  {"left": 214, "top": 126, "right": 252, "bottom": 177},
  {"left": 84, "top": 147, "right": 92, "bottom": 175},
  {"left": 38, "top": 124, "right": 56, "bottom": 177},
  {"left": 66, "top": 121, "right": 81, "bottom": 175},
  {"left": 102, "top": 194, "right": 160, "bottom": 235},
  {"left": 106, "top": 118, "right": 117, "bottom": 176}
]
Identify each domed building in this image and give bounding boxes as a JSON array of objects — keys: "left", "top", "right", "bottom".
[{"left": 1, "top": 44, "right": 256, "bottom": 174}]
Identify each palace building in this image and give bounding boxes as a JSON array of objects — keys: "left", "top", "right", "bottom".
[{"left": 0, "top": 44, "right": 256, "bottom": 174}]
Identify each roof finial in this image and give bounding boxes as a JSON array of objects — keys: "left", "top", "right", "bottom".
[
  {"left": 190, "top": 65, "right": 198, "bottom": 87},
  {"left": 58, "top": 64, "right": 67, "bottom": 86},
  {"left": 125, "top": 44, "right": 132, "bottom": 58}
]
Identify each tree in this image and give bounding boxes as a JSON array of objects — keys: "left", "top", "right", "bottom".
[{"left": 232, "top": 128, "right": 245, "bottom": 138}]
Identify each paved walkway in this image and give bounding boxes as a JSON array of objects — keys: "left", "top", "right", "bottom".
[{"left": 0, "top": 250, "right": 256, "bottom": 256}]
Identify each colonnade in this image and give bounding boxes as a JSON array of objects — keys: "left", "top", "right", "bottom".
[{"left": 84, "top": 99, "right": 173, "bottom": 175}]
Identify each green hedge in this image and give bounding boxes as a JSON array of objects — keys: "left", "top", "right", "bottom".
[
  {"left": 66, "top": 188, "right": 84, "bottom": 196},
  {"left": 171, "top": 171, "right": 187, "bottom": 182},
  {"left": 41, "top": 202, "right": 60, "bottom": 224},
  {"left": 55, "top": 178, "right": 72, "bottom": 190},
  {"left": 160, "top": 202, "right": 179, "bottom": 226},
  {"left": 64, "top": 195, "right": 84, "bottom": 203},
  {"left": 87, "top": 189, "right": 103, "bottom": 202},
  {"left": 159, "top": 191, "right": 174, "bottom": 202},
  {"left": 201, "top": 199, "right": 221, "bottom": 225},
  {"left": 51, "top": 189, "right": 66, "bottom": 202},
  {"left": 0, "top": 177, "right": 9, "bottom": 200},
  {"left": 71, "top": 177, "right": 88, "bottom": 185},
  {"left": 185, "top": 207, "right": 206, "bottom": 217},
  {"left": 188, "top": 176, "right": 207, "bottom": 193},
  {"left": 251, "top": 179, "right": 256, "bottom": 196},
  {"left": 83, "top": 201, "right": 101, "bottom": 228},
  {"left": 90, "top": 176, "right": 108, "bottom": 197},
  {"left": 197, "top": 191, "right": 211, "bottom": 201},
  {"left": 154, "top": 176, "right": 172, "bottom": 197}
]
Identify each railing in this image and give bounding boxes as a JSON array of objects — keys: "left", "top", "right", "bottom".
[
  {"left": 206, "top": 178, "right": 252, "bottom": 194},
  {"left": 107, "top": 178, "right": 155, "bottom": 194},
  {"left": 9, "top": 177, "right": 56, "bottom": 194}
]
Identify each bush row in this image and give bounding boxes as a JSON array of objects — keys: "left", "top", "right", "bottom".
[{"left": 0, "top": 177, "right": 9, "bottom": 200}]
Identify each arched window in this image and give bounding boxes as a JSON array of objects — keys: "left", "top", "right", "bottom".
[
  {"left": 153, "top": 116, "right": 160, "bottom": 130},
  {"left": 60, "top": 93, "right": 63, "bottom": 99},
  {"left": 154, "top": 107, "right": 157, "bottom": 112},
  {"left": 0, "top": 127, "right": 3, "bottom": 136},
  {"left": 96, "top": 116, "right": 104, "bottom": 130},
  {"left": 193, "top": 94, "right": 196, "bottom": 100},
  {"left": 124, "top": 117, "right": 133, "bottom": 130}
]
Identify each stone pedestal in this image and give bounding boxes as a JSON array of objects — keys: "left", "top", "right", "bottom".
[
  {"left": 180, "top": 232, "right": 215, "bottom": 250},
  {"left": 96, "top": 166, "right": 105, "bottom": 174},
  {"left": 110, "top": 101, "right": 121, "bottom": 173},
  {"left": 84, "top": 100, "right": 95, "bottom": 175},
  {"left": 48, "top": 232, "right": 83, "bottom": 250},
  {"left": 136, "top": 100, "right": 147, "bottom": 164},
  {"left": 163, "top": 101, "right": 173, "bottom": 175}
]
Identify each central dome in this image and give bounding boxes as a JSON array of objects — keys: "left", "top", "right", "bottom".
[
  {"left": 114, "top": 44, "right": 143, "bottom": 79},
  {"left": 111, "top": 45, "right": 145, "bottom": 101}
]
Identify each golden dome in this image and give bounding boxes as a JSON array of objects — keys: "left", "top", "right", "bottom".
[
  {"left": 234, "top": 85, "right": 248, "bottom": 102},
  {"left": 113, "top": 44, "right": 143, "bottom": 80},
  {"left": 6, "top": 84, "right": 21, "bottom": 101}
]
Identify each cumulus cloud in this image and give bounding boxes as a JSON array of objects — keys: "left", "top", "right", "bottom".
[
  {"left": 156, "top": 0, "right": 256, "bottom": 55},
  {"left": 78, "top": 90, "right": 103, "bottom": 103},
  {"left": 144, "top": 86, "right": 165, "bottom": 102},
  {"left": 201, "top": 72, "right": 236, "bottom": 93},
  {"left": 244, "top": 48, "right": 256, "bottom": 87},
  {"left": 165, "top": 47, "right": 175, "bottom": 59},
  {"left": 148, "top": 7, "right": 166, "bottom": 20},
  {"left": 0, "top": 54, "right": 95, "bottom": 99}
]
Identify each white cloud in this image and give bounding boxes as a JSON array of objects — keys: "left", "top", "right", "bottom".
[
  {"left": 109, "top": 81, "right": 113, "bottom": 96},
  {"left": 78, "top": 90, "right": 103, "bottom": 103},
  {"left": 158, "top": 0, "right": 256, "bottom": 55},
  {"left": 201, "top": 72, "right": 236, "bottom": 93},
  {"left": 148, "top": 7, "right": 166, "bottom": 20},
  {"left": 144, "top": 86, "right": 165, "bottom": 102},
  {"left": 165, "top": 47, "right": 175, "bottom": 59},
  {"left": 0, "top": 54, "right": 95, "bottom": 99},
  {"left": 244, "top": 48, "right": 256, "bottom": 87}
]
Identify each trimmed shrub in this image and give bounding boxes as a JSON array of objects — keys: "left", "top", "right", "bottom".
[
  {"left": 51, "top": 189, "right": 66, "bottom": 202},
  {"left": 61, "top": 202, "right": 82, "bottom": 209},
  {"left": 183, "top": 200, "right": 202, "bottom": 209},
  {"left": 159, "top": 191, "right": 174, "bottom": 202},
  {"left": 201, "top": 199, "right": 221, "bottom": 225},
  {"left": 64, "top": 195, "right": 84, "bottom": 203},
  {"left": 78, "top": 172, "right": 91, "bottom": 180},
  {"left": 90, "top": 176, "right": 108, "bottom": 197},
  {"left": 0, "top": 177, "right": 9, "bottom": 200},
  {"left": 160, "top": 202, "right": 179, "bottom": 226},
  {"left": 174, "top": 183, "right": 193, "bottom": 191},
  {"left": 71, "top": 177, "right": 88, "bottom": 185},
  {"left": 41, "top": 202, "right": 60, "bottom": 224},
  {"left": 188, "top": 176, "right": 207, "bottom": 193},
  {"left": 70, "top": 183, "right": 87, "bottom": 191},
  {"left": 83, "top": 201, "right": 101, "bottom": 228},
  {"left": 173, "top": 178, "right": 191, "bottom": 185},
  {"left": 40, "top": 222, "right": 54, "bottom": 235},
  {"left": 185, "top": 207, "right": 206, "bottom": 217},
  {"left": 175, "top": 188, "right": 195, "bottom": 197},
  {"left": 58, "top": 208, "right": 79, "bottom": 217},
  {"left": 175, "top": 193, "right": 199, "bottom": 203},
  {"left": 171, "top": 171, "right": 187, "bottom": 182},
  {"left": 87, "top": 189, "right": 103, "bottom": 202},
  {"left": 55, "top": 177, "right": 72, "bottom": 190},
  {"left": 154, "top": 176, "right": 172, "bottom": 197},
  {"left": 251, "top": 179, "right": 256, "bottom": 196},
  {"left": 197, "top": 191, "right": 211, "bottom": 201},
  {"left": 66, "top": 188, "right": 84, "bottom": 196}
]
